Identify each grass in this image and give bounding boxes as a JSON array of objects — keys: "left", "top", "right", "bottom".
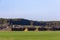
[{"left": 0, "top": 31, "right": 60, "bottom": 40}]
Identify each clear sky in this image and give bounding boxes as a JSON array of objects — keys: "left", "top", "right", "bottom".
[{"left": 0, "top": 0, "right": 60, "bottom": 21}]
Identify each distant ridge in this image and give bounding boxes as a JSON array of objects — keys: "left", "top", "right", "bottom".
[{"left": 0, "top": 18, "right": 60, "bottom": 26}]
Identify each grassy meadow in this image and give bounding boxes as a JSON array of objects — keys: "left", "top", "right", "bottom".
[{"left": 0, "top": 31, "right": 60, "bottom": 40}]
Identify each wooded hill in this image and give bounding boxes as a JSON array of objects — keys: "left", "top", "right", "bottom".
[{"left": 0, "top": 18, "right": 60, "bottom": 26}]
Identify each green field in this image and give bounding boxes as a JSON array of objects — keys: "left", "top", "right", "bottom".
[{"left": 0, "top": 31, "right": 60, "bottom": 40}]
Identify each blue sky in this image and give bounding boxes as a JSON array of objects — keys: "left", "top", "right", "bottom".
[{"left": 0, "top": 0, "right": 60, "bottom": 21}]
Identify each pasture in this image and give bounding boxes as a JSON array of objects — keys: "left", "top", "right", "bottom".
[{"left": 0, "top": 31, "right": 60, "bottom": 40}]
